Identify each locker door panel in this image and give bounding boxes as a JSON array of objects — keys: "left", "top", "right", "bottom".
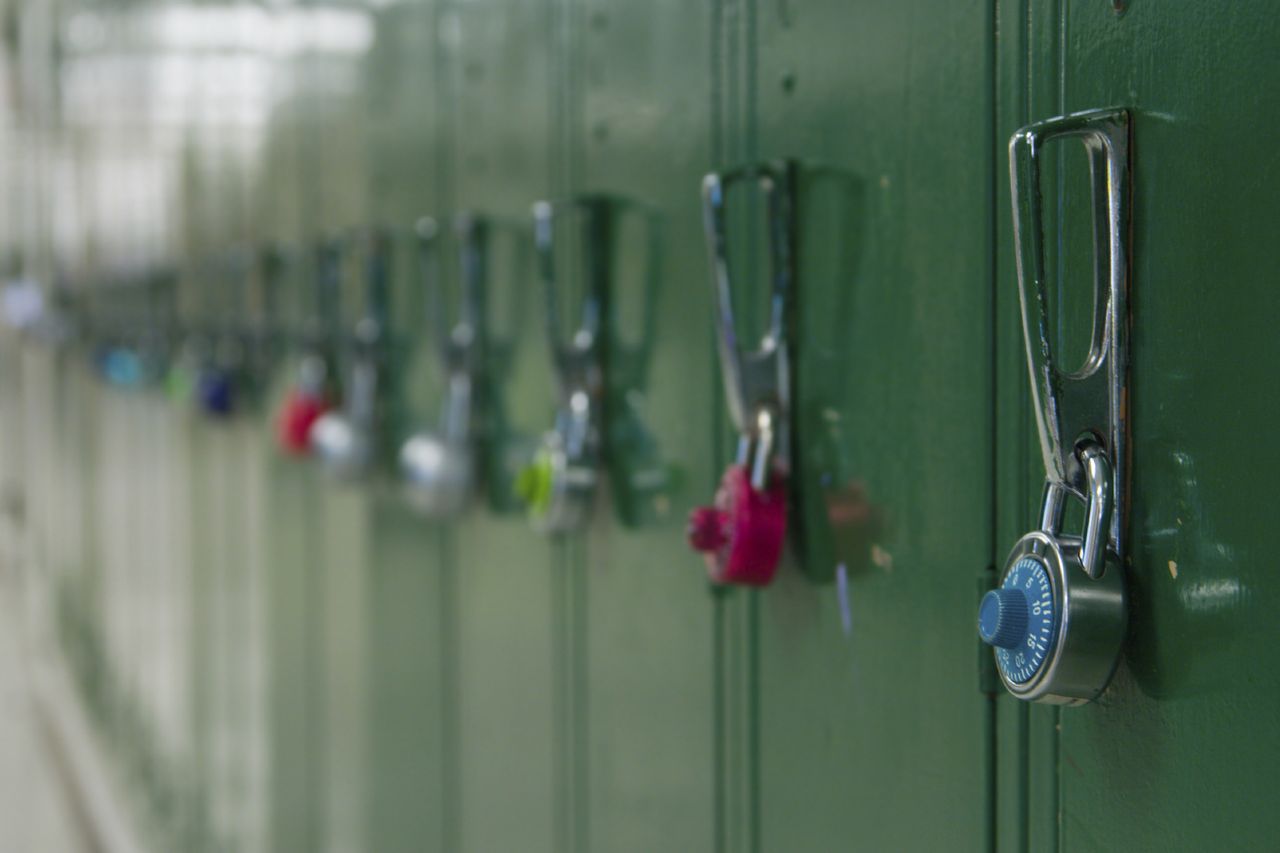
[
  {"left": 994, "top": 3, "right": 1280, "bottom": 850},
  {"left": 752, "top": 2, "right": 996, "bottom": 850},
  {"left": 360, "top": 4, "right": 449, "bottom": 851},
  {"left": 253, "top": 15, "right": 325, "bottom": 851},
  {"left": 577, "top": 1, "right": 718, "bottom": 850},
  {"left": 295, "top": 22, "right": 376, "bottom": 853},
  {"left": 444, "top": 3, "right": 559, "bottom": 850},
  {"left": 1052, "top": 4, "right": 1279, "bottom": 850}
]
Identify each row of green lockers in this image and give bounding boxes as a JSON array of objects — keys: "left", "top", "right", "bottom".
[{"left": 1, "top": 0, "right": 1277, "bottom": 851}]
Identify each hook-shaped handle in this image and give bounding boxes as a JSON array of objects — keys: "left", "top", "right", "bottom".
[
  {"left": 357, "top": 226, "right": 393, "bottom": 338},
  {"left": 456, "top": 213, "right": 488, "bottom": 341},
  {"left": 220, "top": 246, "right": 253, "bottom": 334},
  {"left": 311, "top": 236, "right": 343, "bottom": 340},
  {"left": 701, "top": 160, "right": 796, "bottom": 438},
  {"left": 1010, "top": 108, "right": 1130, "bottom": 557},
  {"left": 416, "top": 214, "right": 488, "bottom": 372},
  {"left": 533, "top": 196, "right": 612, "bottom": 381},
  {"left": 255, "top": 243, "right": 287, "bottom": 331},
  {"left": 416, "top": 216, "right": 444, "bottom": 343}
]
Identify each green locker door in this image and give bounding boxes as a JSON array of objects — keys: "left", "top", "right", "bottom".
[
  {"left": 442, "top": 3, "right": 559, "bottom": 850},
  {"left": 994, "top": 3, "right": 1280, "bottom": 850},
  {"left": 577, "top": 1, "right": 718, "bottom": 850},
  {"left": 360, "top": 3, "right": 449, "bottom": 850},
  {"left": 255, "top": 37, "right": 323, "bottom": 852},
  {"left": 743, "top": 1, "right": 998, "bottom": 850},
  {"left": 294, "top": 22, "right": 376, "bottom": 853}
]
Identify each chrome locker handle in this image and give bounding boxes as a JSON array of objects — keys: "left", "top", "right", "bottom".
[
  {"left": 311, "top": 227, "right": 393, "bottom": 481},
  {"left": 398, "top": 215, "right": 489, "bottom": 518},
  {"left": 982, "top": 108, "right": 1133, "bottom": 705},
  {"left": 688, "top": 160, "right": 796, "bottom": 586},
  {"left": 701, "top": 160, "right": 795, "bottom": 490},
  {"left": 1010, "top": 107, "right": 1131, "bottom": 576},
  {"left": 515, "top": 197, "right": 613, "bottom": 533}
]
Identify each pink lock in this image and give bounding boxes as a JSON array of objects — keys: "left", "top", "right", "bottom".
[{"left": 688, "top": 463, "right": 787, "bottom": 585}]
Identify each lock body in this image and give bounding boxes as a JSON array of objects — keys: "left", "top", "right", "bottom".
[
  {"left": 518, "top": 430, "right": 597, "bottom": 533},
  {"left": 987, "top": 527, "right": 1126, "bottom": 704},
  {"left": 688, "top": 463, "right": 786, "bottom": 586},
  {"left": 311, "top": 410, "right": 372, "bottom": 479},
  {"left": 312, "top": 352, "right": 379, "bottom": 481},
  {"left": 197, "top": 367, "right": 235, "bottom": 417},
  {"left": 400, "top": 433, "right": 473, "bottom": 516}
]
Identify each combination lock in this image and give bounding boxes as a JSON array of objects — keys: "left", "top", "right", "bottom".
[{"left": 979, "top": 108, "right": 1132, "bottom": 705}]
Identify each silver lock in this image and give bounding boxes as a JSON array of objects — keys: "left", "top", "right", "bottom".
[
  {"left": 400, "top": 214, "right": 487, "bottom": 517},
  {"left": 980, "top": 108, "right": 1132, "bottom": 704},
  {"left": 517, "top": 197, "right": 612, "bottom": 533},
  {"left": 313, "top": 228, "right": 391, "bottom": 482}
]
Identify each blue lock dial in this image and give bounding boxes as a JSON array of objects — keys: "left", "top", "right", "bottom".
[{"left": 979, "top": 556, "right": 1056, "bottom": 684}]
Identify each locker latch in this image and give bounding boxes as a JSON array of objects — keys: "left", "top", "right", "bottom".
[
  {"left": 312, "top": 227, "right": 392, "bottom": 481},
  {"left": 979, "top": 108, "right": 1131, "bottom": 704},
  {"left": 687, "top": 160, "right": 796, "bottom": 586},
  {"left": 400, "top": 214, "right": 488, "bottom": 517},
  {"left": 515, "top": 196, "right": 612, "bottom": 532},
  {"left": 277, "top": 239, "right": 340, "bottom": 456}
]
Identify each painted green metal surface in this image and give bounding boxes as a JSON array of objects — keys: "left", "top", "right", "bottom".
[
  {"left": 578, "top": 3, "right": 718, "bottom": 850},
  {"left": 995, "top": 2, "right": 1280, "bottom": 851},
  {"left": 443, "top": 5, "right": 558, "bottom": 850},
  {"left": 2, "top": 2, "right": 1278, "bottom": 852},
  {"left": 748, "top": 1, "right": 996, "bottom": 850}
]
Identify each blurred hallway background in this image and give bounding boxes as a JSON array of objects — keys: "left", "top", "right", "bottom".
[{"left": 0, "top": 563, "right": 92, "bottom": 853}]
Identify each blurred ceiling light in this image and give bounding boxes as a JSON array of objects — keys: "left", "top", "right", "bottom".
[{"left": 66, "top": 5, "right": 374, "bottom": 56}]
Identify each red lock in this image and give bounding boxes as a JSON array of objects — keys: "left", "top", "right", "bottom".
[
  {"left": 276, "top": 388, "right": 329, "bottom": 456},
  {"left": 688, "top": 463, "right": 787, "bottom": 586}
]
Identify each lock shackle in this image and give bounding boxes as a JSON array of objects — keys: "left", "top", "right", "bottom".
[
  {"left": 1039, "top": 439, "right": 1113, "bottom": 579},
  {"left": 701, "top": 159, "right": 796, "bottom": 478},
  {"left": 735, "top": 404, "right": 780, "bottom": 494},
  {"left": 1010, "top": 108, "right": 1130, "bottom": 559},
  {"left": 532, "top": 195, "right": 612, "bottom": 398}
]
